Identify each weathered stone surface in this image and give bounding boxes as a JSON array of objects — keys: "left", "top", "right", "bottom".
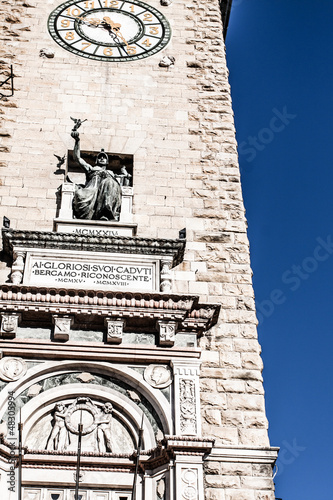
[
  {"left": 205, "top": 488, "right": 225, "bottom": 500},
  {"left": 205, "top": 408, "right": 222, "bottom": 425},
  {"left": 219, "top": 463, "right": 252, "bottom": 476},
  {"left": 204, "top": 461, "right": 221, "bottom": 475},
  {"left": 0, "top": 0, "right": 275, "bottom": 496},
  {"left": 206, "top": 475, "right": 240, "bottom": 489},
  {"left": 228, "top": 394, "right": 265, "bottom": 412},
  {"left": 217, "top": 380, "right": 246, "bottom": 393},
  {"left": 224, "top": 490, "right": 255, "bottom": 500}
]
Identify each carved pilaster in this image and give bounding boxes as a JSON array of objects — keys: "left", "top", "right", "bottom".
[
  {"left": 160, "top": 258, "right": 172, "bottom": 293},
  {"left": 157, "top": 320, "right": 177, "bottom": 346},
  {"left": 52, "top": 315, "right": 73, "bottom": 341},
  {"left": 171, "top": 360, "right": 201, "bottom": 437},
  {"left": 175, "top": 464, "right": 204, "bottom": 500},
  {"left": 0, "top": 313, "right": 21, "bottom": 338},
  {"left": 11, "top": 250, "right": 26, "bottom": 284},
  {"left": 104, "top": 318, "right": 125, "bottom": 344}
]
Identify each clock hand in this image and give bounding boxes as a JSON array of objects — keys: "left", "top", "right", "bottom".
[
  {"left": 101, "top": 17, "right": 129, "bottom": 49},
  {"left": 78, "top": 16, "right": 129, "bottom": 49}
]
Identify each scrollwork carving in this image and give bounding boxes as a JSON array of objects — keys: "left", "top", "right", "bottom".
[{"left": 179, "top": 379, "right": 197, "bottom": 435}]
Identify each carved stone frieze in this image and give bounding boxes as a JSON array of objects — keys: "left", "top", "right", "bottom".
[
  {"left": 104, "top": 318, "right": 125, "bottom": 344},
  {"left": 172, "top": 361, "right": 201, "bottom": 437},
  {"left": 52, "top": 315, "right": 73, "bottom": 341},
  {"left": 157, "top": 320, "right": 177, "bottom": 346},
  {"left": 45, "top": 397, "right": 114, "bottom": 454},
  {"left": 0, "top": 285, "right": 220, "bottom": 335},
  {"left": 0, "top": 313, "right": 20, "bottom": 338},
  {"left": 179, "top": 379, "right": 197, "bottom": 435}
]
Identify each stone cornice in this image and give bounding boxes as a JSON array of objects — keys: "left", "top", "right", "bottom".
[
  {"left": 2, "top": 229, "right": 186, "bottom": 268},
  {"left": 0, "top": 285, "right": 220, "bottom": 332},
  {"left": 208, "top": 445, "right": 279, "bottom": 464}
]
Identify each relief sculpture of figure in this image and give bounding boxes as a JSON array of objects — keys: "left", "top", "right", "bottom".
[
  {"left": 45, "top": 403, "right": 69, "bottom": 452},
  {"left": 96, "top": 402, "right": 113, "bottom": 453},
  {"left": 71, "top": 125, "right": 122, "bottom": 221}
]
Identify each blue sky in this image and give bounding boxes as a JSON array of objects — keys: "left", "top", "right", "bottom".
[{"left": 226, "top": 1, "right": 333, "bottom": 499}]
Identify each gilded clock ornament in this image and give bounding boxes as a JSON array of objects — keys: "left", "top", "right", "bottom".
[{"left": 48, "top": 0, "right": 172, "bottom": 62}]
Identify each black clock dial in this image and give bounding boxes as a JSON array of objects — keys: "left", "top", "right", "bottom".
[{"left": 48, "top": 0, "right": 172, "bottom": 62}]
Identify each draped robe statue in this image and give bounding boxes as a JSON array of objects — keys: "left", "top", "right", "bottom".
[{"left": 71, "top": 130, "right": 122, "bottom": 221}]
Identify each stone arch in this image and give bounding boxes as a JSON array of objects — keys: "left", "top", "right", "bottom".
[
  {"left": 21, "top": 384, "right": 155, "bottom": 452},
  {"left": 0, "top": 360, "right": 172, "bottom": 436}
]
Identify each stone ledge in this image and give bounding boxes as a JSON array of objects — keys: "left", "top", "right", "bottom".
[
  {"left": 2, "top": 229, "right": 186, "bottom": 268},
  {"left": 207, "top": 446, "right": 279, "bottom": 464}
]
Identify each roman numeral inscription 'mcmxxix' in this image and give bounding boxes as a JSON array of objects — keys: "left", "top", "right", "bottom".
[{"left": 0, "top": 0, "right": 278, "bottom": 499}]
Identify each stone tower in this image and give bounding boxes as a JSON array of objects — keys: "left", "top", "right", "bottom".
[{"left": 0, "top": 1, "right": 278, "bottom": 499}]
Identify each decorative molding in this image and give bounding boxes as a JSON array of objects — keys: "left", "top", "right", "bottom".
[
  {"left": 2, "top": 229, "right": 186, "bottom": 268},
  {"left": 0, "top": 340, "right": 200, "bottom": 363},
  {"left": 207, "top": 446, "right": 279, "bottom": 465},
  {"left": 0, "top": 285, "right": 220, "bottom": 334}
]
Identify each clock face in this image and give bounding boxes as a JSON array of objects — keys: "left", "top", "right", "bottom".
[{"left": 48, "top": 0, "right": 172, "bottom": 62}]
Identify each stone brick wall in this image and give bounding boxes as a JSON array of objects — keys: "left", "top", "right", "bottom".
[{"left": 0, "top": 0, "right": 277, "bottom": 497}]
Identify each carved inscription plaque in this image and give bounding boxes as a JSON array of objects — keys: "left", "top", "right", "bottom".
[{"left": 23, "top": 251, "right": 158, "bottom": 291}]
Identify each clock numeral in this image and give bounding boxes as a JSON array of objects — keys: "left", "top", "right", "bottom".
[
  {"left": 130, "top": 5, "right": 135, "bottom": 12},
  {"left": 149, "top": 26, "right": 159, "bottom": 35},
  {"left": 103, "top": 47, "right": 113, "bottom": 56},
  {"left": 81, "top": 42, "right": 91, "bottom": 50},
  {"left": 127, "top": 45, "right": 136, "bottom": 55},
  {"left": 65, "top": 31, "right": 75, "bottom": 40},
  {"left": 142, "top": 38, "right": 151, "bottom": 47},
  {"left": 84, "top": 1, "right": 94, "bottom": 7},
  {"left": 61, "top": 19, "right": 70, "bottom": 28},
  {"left": 143, "top": 13, "right": 152, "bottom": 22},
  {"left": 65, "top": 7, "right": 82, "bottom": 17},
  {"left": 103, "top": 0, "right": 119, "bottom": 7}
]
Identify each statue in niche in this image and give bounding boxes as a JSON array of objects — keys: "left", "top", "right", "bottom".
[
  {"left": 45, "top": 403, "right": 68, "bottom": 452},
  {"left": 70, "top": 119, "right": 122, "bottom": 221},
  {"left": 96, "top": 402, "right": 113, "bottom": 453}
]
